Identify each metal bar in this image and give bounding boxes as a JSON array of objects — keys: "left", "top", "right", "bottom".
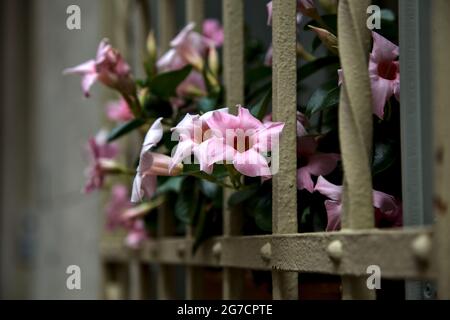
[
  {"left": 186, "top": 0, "right": 204, "bottom": 31},
  {"left": 337, "top": 0, "right": 375, "bottom": 300},
  {"left": 431, "top": 0, "right": 450, "bottom": 300},
  {"left": 101, "top": 228, "right": 434, "bottom": 279},
  {"left": 222, "top": 0, "right": 245, "bottom": 300},
  {"left": 399, "top": 0, "right": 434, "bottom": 300},
  {"left": 184, "top": 0, "right": 205, "bottom": 300},
  {"left": 158, "top": 0, "right": 176, "bottom": 53},
  {"left": 271, "top": 0, "right": 298, "bottom": 300}
]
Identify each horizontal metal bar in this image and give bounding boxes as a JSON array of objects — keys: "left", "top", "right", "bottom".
[{"left": 100, "top": 227, "right": 434, "bottom": 280}]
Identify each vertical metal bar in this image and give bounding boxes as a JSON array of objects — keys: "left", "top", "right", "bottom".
[
  {"left": 185, "top": 0, "right": 205, "bottom": 300},
  {"left": 337, "top": 0, "right": 375, "bottom": 300},
  {"left": 186, "top": 0, "right": 204, "bottom": 30},
  {"left": 222, "top": 0, "right": 245, "bottom": 300},
  {"left": 399, "top": 0, "right": 434, "bottom": 300},
  {"left": 158, "top": 0, "right": 176, "bottom": 53},
  {"left": 271, "top": 0, "right": 298, "bottom": 300},
  {"left": 431, "top": 0, "right": 450, "bottom": 300}
]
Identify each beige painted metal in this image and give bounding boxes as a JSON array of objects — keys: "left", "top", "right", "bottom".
[
  {"left": 100, "top": 228, "right": 434, "bottom": 280},
  {"left": 222, "top": 0, "right": 245, "bottom": 300},
  {"left": 158, "top": 0, "right": 176, "bottom": 53},
  {"left": 271, "top": 0, "right": 298, "bottom": 300},
  {"left": 337, "top": 0, "right": 375, "bottom": 300},
  {"left": 156, "top": 1, "right": 178, "bottom": 299},
  {"left": 186, "top": 0, "right": 204, "bottom": 32},
  {"left": 184, "top": 0, "right": 206, "bottom": 300},
  {"left": 431, "top": 0, "right": 450, "bottom": 300}
]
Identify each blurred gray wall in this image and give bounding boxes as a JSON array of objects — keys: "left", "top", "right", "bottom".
[{"left": 1, "top": 0, "right": 104, "bottom": 299}]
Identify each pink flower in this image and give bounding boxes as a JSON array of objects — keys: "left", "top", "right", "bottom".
[
  {"left": 157, "top": 23, "right": 212, "bottom": 72},
  {"left": 105, "top": 184, "right": 132, "bottom": 231},
  {"left": 314, "top": 176, "right": 403, "bottom": 231},
  {"left": 64, "top": 39, "right": 135, "bottom": 97},
  {"left": 263, "top": 111, "right": 308, "bottom": 137},
  {"left": 125, "top": 220, "right": 148, "bottom": 249},
  {"left": 338, "top": 32, "right": 399, "bottom": 119},
  {"left": 267, "top": 0, "right": 315, "bottom": 26},
  {"left": 264, "top": 45, "right": 273, "bottom": 66},
  {"left": 106, "top": 98, "right": 134, "bottom": 122},
  {"left": 84, "top": 130, "right": 119, "bottom": 193},
  {"left": 170, "top": 109, "right": 228, "bottom": 174},
  {"left": 202, "top": 19, "right": 224, "bottom": 47},
  {"left": 204, "top": 106, "right": 284, "bottom": 177},
  {"left": 131, "top": 118, "right": 183, "bottom": 202}
]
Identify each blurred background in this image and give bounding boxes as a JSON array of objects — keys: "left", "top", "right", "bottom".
[{"left": 0, "top": 0, "right": 407, "bottom": 300}]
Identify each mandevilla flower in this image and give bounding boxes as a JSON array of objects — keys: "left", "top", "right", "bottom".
[
  {"left": 338, "top": 32, "right": 400, "bottom": 119},
  {"left": 106, "top": 98, "right": 134, "bottom": 122},
  {"left": 105, "top": 184, "right": 132, "bottom": 231},
  {"left": 64, "top": 39, "right": 135, "bottom": 98},
  {"left": 84, "top": 130, "right": 119, "bottom": 193},
  {"left": 202, "top": 19, "right": 224, "bottom": 47},
  {"left": 131, "top": 118, "right": 183, "bottom": 202},
  {"left": 204, "top": 106, "right": 285, "bottom": 177},
  {"left": 314, "top": 176, "right": 403, "bottom": 231},
  {"left": 125, "top": 220, "right": 148, "bottom": 249}
]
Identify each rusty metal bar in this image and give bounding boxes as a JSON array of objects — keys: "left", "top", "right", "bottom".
[
  {"left": 222, "top": 0, "right": 245, "bottom": 300},
  {"left": 431, "top": 0, "right": 450, "bottom": 300},
  {"left": 271, "top": 0, "right": 298, "bottom": 300}
]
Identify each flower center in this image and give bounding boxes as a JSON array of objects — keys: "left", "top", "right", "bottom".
[
  {"left": 233, "top": 134, "right": 251, "bottom": 153},
  {"left": 377, "top": 61, "right": 398, "bottom": 80}
]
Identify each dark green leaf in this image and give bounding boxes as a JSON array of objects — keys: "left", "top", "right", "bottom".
[
  {"left": 250, "top": 89, "right": 272, "bottom": 120},
  {"left": 372, "top": 141, "right": 397, "bottom": 175},
  {"left": 228, "top": 187, "right": 258, "bottom": 207},
  {"left": 199, "top": 180, "right": 219, "bottom": 199},
  {"left": 175, "top": 178, "right": 199, "bottom": 225},
  {"left": 246, "top": 66, "right": 272, "bottom": 85},
  {"left": 107, "top": 118, "right": 146, "bottom": 142},
  {"left": 305, "top": 80, "right": 340, "bottom": 116},
  {"left": 254, "top": 196, "right": 272, "bottom": 232},
  {"left": 298, "top": 56, "right": 340, "bottom": 82},
  {"left": 197, "top": 97, "right": 217, "bottom": 113},
  {"left": 150, "top": 65, "right": 192, "bottom": 98},
  {"left": 157, "top": 176, "right": 185, "bottom": 195}
]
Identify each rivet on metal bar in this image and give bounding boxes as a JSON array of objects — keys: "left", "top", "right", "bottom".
[
  {"left": 260, "top": 242, "right": 272, "bottom": 261},
  {"left": 212, "top": 242, "right": 222, "bottom": 259},
  {"left": 327, "top": 240, "right": 343, "bottom": 261},
  {"left": 411, "top": 234, "right": 432, "bottom": 263}
]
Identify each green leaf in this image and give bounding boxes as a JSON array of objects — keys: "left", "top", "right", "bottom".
[
  {"left": 197, "top": 97, "right": 217, "bottom": 113},
  {"left": 372, "top": 141, "right": 397, "bottom": 175},
  {"left": 246, "top": 65, "right": 272, "bottom": 85},
  {"left": 175, "top": 178, "right": 199, "bottom": 225},
  {"left": 298, "top": 56, "right": 340, "bottom": 83},
  {"left": 305, "top": 80, "right": 340, "bottom": 116},
  {"left": 250, "top": 89, "right": 272, "bottom": 120},
  {"left": 199, "top": 180, "right": 219, "bottom": 199},
  {"left": 228, "top": 187, "right": 258, "bottom": 207},
  {"left": 305, "top": 14, "right": 337, "bottom": 34},
  {"left": 149, "top": 65, "right": 192, "bottom": 98},
  {"left": 253, "top": 196, "right": 272, "bottom": 233},
  {"left": 157, "top": 176, "right": 185, "bottom": 195},
  {"left": 107, "top": 118, "right": 146, "bottom": 142}
]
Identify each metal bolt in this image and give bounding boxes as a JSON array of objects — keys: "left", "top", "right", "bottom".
[
  {"left": 177, "top": 243, "right": 186, "bottom": 257},
  {"left": 212, "top": 242, "right": 222, "bottom": 258},
  {"left": 260, "top": 242, "right": 272, "bottom": 261},
  {"left": 412, "top": 234, "right": 432, "bottom": 263},
  {"left": 327, "top": 240, "right": 343, "bottom": 261}
]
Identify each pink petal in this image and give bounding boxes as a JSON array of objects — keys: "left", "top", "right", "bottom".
[
  {"left": 266, "top": 2, "right": 273, "bottom": 26},
  {"left": 142, "top": 117, "right": 163, "bottom": 152},
  {"left": 202, "top": 19, "right": 224, "bottom": 47},
  {"left": 238, "top": 106, "right": 263, "bottom": 131},
  {"left": 314, "top": 176, "right": 342, "bottom": 201},
  {"left": 233, "top": 149, "right": 271, "bottom": 177},
  {"left": 253, "top": 121, "right": 284, "bottom": 152},
  {"left": 81, "top": 73, "right": 98, "bottom": 97},
  {"left": 63, "top": 59, "right": 96, "bottom": 75},
  {"left": 297, "top": 167, "right": 315, "bottom": 193},
  {"left": 371, "top": 32, "right": 399, "bottom": 63},
  {"left": 130, "top": 173, "right": 143, "bottom": 203},
  {"left": 325, "top": 200, "right": 342, "bottom": 231},
  {"left": 170, "top": 140, "right": 194, "bottom": 172},
  {"left": 371, "top": 77, "right": 394, "bottom": 119},
  {"left": 206, "top": 109, "right": 240, "bottom": 136},
  {"left": 194, "top": 137, "right": 235, "bottom": 173},
  {"left": 304, "top": 153, "right": 340, "bottom": 177}
]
